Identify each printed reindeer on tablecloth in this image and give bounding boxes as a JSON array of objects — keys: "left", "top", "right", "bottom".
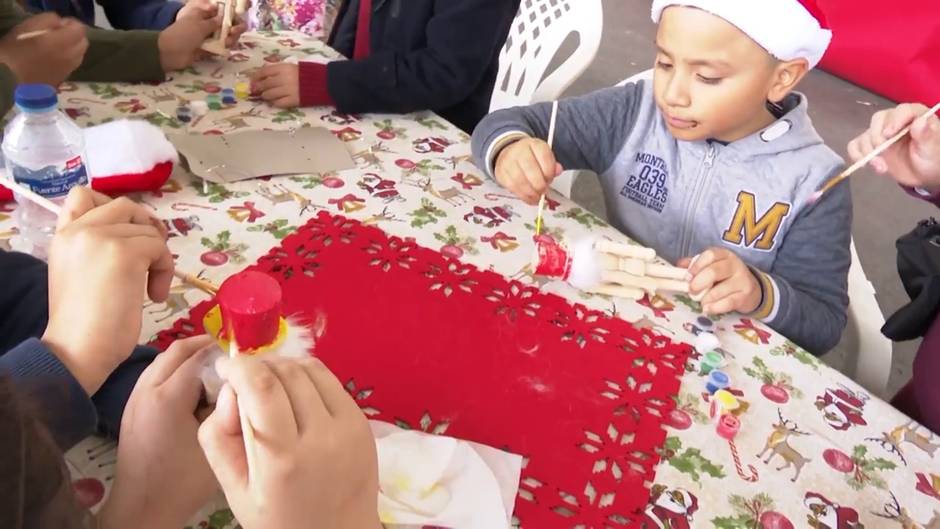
[
  {"left": 757, "top": 409, "right": 811, "bottom": 482},
  {"left": 412, "top": 177, "right": 470, "bottom": 206},
  {"left": 213, "top": 107, "right": 264, "bottom": 131},
  {"left": 257, "top": 184, "right": 316, "bottom": 215},
  {"left": 873, "top": 492, "right": 940, "bottom": 529},
  {"left": 868, "top": 420, "right": 940, "bottom": 465}
]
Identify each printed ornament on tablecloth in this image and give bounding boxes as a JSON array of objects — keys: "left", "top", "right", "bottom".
[
  {"left": 154, "top": 212, "right": 692, "bottom": 527},
  {"left": 0, "top": 119, "right": 178, "bottom": 201}
]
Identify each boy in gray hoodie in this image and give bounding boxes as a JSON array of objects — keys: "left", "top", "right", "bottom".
[{"left": 471, "top": 0, "right": 850, "bottom": 355}]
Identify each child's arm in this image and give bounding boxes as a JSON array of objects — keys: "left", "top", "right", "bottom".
[
  {"left": 471, "top": 83, "right": 646, "bottom": 199},
  {"left": 751, "top": 179, "right": 852, "bottom": 355}
]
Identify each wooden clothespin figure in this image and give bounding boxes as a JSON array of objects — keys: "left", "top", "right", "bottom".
[
  {"left": 200, "top": 0, "right": 247, "bottom": 55},
  {"left": 533, "top": 236, "right": 690, "bottom": 299}
]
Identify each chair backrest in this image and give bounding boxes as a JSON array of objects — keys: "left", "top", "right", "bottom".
[
  {"left": 490, "top": 0, "right": 604, "bottom": 111},
  {"left": 844, "top": 238, "right": 893, "bottom": 397}
]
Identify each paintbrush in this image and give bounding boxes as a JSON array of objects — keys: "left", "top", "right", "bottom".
[
  {"left": 535, "top": 100, "right": 559, "bottom": 236},
  {"left": 0, "top": 176, "right": 220, "bottom": 295},
  {"left": 16, "top": 29, "right": 50, "bottom": 41},
  {"left": 807, "top": 101, "right": 940, "bottom": 205}
]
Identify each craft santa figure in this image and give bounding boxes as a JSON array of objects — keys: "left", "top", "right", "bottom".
[
  {"left": 815, "top": 386, "right": 869, "bottom": 431},
  {"left": 640, "top": 485, "right": 699, "bottom": 529},
  {"left": 804, "top": 492, "right": 863, "bottom": 529},
  {"left": 200, "top": 270, "right": 317, "bottom": 402}
]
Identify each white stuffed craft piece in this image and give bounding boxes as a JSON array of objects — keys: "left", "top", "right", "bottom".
[{"left": 83, "top": 119, "right": 178, "bottom": 194}]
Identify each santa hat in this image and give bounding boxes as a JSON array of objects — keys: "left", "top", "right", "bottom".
[
  {"left": 0, "top": 119, "right": 177, "bottom": 201},
  {"left": 83, "top": 119, "right": 178, "bottom": 195},
  {"left": 651, "top": 0, "right": 833, "bottom": 68}
]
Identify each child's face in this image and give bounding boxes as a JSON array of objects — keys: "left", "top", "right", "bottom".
[{"left": 653, "top": 7, "right": 784, "bottom": 143}]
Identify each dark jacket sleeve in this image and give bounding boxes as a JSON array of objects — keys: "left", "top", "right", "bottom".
[
  {"left": 0, "top": 339, "right": 98, "bottom": 450},
  {"left": 0, "top": 250, "right": 158, "bottom": 447},
  {"left": 326, "top": 0, "right": 514, "bottom": 115},
  {"left": 98, "top": 0, "right": 182, "bottom": 30}
]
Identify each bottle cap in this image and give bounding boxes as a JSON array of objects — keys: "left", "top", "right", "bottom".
[
  {"left": 706, "top": 369, "right": 730, "bottom": 394},
  {"left": 14, "top": 84, "right": 57, "bottom": 112},
  {"left": 717, "top": 413, "right": 740, "bottom": 440},
  {"left": 217, "top": 270, "right": 283, "bottom": 350}
]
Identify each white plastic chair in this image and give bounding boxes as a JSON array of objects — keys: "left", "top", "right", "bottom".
[
  {"left": 844, "top": 239, "right": 893, "bottom": 397},
  {"left": 491, "top": 0, "right": 604, "bottom": 111},
  {"left": 490, "top": 0, "right": 603, "bottom": 198}
]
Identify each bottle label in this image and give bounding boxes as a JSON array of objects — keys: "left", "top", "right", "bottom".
[{"left": 11, "top": 156, "right": 88, "bottom": 198}]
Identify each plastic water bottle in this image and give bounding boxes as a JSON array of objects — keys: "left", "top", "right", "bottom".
[{"left": 2, "top": 84, "right": 87, "bottom": 259}]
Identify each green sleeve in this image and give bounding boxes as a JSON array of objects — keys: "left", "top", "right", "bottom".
[
  {"left": 71, "top": 28, "right": 165, "bottom": 83},
  {"left": 0, "top": 64, "right": 15, "bottom": 116}
]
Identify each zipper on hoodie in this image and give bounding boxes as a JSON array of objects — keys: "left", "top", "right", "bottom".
[{"left": 679, "top": 143, "right": 718, "bottom": 258}]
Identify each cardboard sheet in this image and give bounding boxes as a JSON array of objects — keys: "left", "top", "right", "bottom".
[{"left": 170, "top": 127, "right": 355, "bottom": 183}]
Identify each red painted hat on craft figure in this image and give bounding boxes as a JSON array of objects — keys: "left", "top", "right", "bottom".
[
  {"left": 217, "top": 270, "right": 283, "bottom": 350},
  {"left": 651, "top": 0, "right": 833, "bottom": 68}
]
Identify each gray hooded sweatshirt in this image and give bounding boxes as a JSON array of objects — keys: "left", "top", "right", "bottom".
[{"left": 471, "top": 81, "right": 851, "bottom": 355}]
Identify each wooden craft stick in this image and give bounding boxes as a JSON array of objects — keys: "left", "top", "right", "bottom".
[
  {"left": 535, "top": 100, "right": 558, "bottom": 236},
  {"left": 2, "top": 176, "right": 219, "bottom": 296},
  {"left": 173, "top": 270, "right": 219, "bottom": 295},
  {"left": 0, "top": 176, "right": 60, "bottom": 214},
  {"left": 218, "top": 0, "right": 234, "bottom": 46},
  {"left": 595, "top": 239, "right": 656, "bottom": 261},
  {"left": 600, "top": 270, "right": 690, "bottom": 294},
  {"left": 235, "top": 0, "right": 248, "bottom": 15},
  {"left": 810, "top": 101, "right": 940, "bottom": 203},
  {"left": 16, "top": 29, "right": 50, "bottom": 41},
  {"left": 589, "top": 284, "right": 645, "bottom": 300},
  {"left": 229, "top": 338, "right": 260, "bottom": 491}
]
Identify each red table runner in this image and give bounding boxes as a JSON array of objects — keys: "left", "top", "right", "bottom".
[{"left": 154, "top": 212, "right": 692, "bottom": 527}]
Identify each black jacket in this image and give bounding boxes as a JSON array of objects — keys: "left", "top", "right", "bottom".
[{"left": 326, "top": 0, "right": 519, "bottom": 133}]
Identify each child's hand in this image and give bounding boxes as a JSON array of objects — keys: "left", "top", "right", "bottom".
[
  {"left": 494, "top": 137, "right": 563, "bottom": 205},
  {"left": 0, "top": 14, "right": 87, "bottom": 86},
  {"left": 199, "top": 356, "right": 382, "bottom": 529},
  {"left": 99, "top": 336, "right": 219, "bottom": 529},
  {"left": 176, "top": 0, "right": 248, "bottom": 47},
  {"left": 250, "top": 63, "right": 300, "bottom": 108},
  {"left": 42, "top": 187, "right": 172, "bottom": 395},
  {"left": 848, "top": 103, "right": 940, "bottom": 191},
  {"left": 682, "top": 248, "right": 762, "bottom": 316},
  {"left": 158, "top": 5, "right": 246, "bottom": 71}
]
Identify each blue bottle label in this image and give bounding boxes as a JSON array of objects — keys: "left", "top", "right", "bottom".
[{"left": 12, "top": 156, "right": 88, "bottom": 197}]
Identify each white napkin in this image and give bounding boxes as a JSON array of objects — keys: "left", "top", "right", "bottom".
[{"left": 370, "top": 421, "right": 523, "bottom": 529}]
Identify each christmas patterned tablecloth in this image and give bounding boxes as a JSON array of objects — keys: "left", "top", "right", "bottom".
[{"left": 9, "top": 31, "right": 940, "bottom": 529}]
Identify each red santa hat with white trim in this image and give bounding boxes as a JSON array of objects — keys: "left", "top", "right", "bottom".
[{"left": 651, "top": 0, "right": 833, "bottom": 68}]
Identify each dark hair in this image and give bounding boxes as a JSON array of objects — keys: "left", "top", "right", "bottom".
[{"left": 0, "top": 376, "right": 87, "bottom": 529}]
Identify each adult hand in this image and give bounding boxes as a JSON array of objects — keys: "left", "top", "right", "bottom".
[{"left": 848, "top": 103, "right": 940, "bottom": 191}]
